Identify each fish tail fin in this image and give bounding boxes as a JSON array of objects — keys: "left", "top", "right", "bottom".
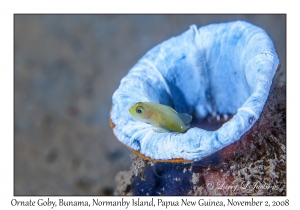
[{"left": 178, "top": 113, "right": 193, "bottom": 127}]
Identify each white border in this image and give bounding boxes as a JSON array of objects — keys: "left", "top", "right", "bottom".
[{"left": 1, "top": 1, "right": 297, "bottom": 209}]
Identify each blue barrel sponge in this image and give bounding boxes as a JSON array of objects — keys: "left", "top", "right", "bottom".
[{"left": 110, "top": 20, "right": 280, "bottom": 162}]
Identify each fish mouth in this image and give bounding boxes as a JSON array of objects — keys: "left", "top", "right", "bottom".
[{"left": 128, "top": 106, "right": 134, "bottom": 115}]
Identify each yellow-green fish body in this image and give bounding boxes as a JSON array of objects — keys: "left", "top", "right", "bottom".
[{"left": 128, "top": 102, "right": 192, "bottom": 133}]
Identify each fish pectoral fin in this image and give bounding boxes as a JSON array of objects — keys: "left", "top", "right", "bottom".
[
  {"left": 152, "top": 126, "right": 171, "bottom": 133},
  {"left": 178, "top": 113, "right": 193, "bottom": 126}
]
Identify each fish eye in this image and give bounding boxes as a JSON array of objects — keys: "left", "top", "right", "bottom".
[{"left": 136, "top": 106, "right": 143, "bottom": 114}]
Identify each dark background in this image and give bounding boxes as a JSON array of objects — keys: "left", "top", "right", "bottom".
[{"left": 14, "top": 14, "right": 286, "bottom": 195}]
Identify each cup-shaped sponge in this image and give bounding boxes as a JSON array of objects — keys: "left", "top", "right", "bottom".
[{"left": 110, "top": 21, "right": 280, "bottom": 162}]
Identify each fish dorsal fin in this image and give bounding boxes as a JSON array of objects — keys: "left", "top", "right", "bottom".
[
  {"left": 163, "top": 105, "right": 178, "bottom": 114},
  {"left": 178, "top": 113, "right": 192, "bottom": 126},
  {"left": 144, "top": 102, "right": 178, "bottom": 114}
]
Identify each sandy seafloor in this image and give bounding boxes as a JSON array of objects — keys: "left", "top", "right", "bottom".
[{"left": 14, "top": 14, "right": 286, "bottom": 195}]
